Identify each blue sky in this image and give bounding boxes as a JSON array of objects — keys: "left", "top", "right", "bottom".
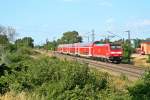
[{"left": 0, "top": 0, "right": 150, "bottom": 44}]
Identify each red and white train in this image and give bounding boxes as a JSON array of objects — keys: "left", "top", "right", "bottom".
[{"left": 57, "top": 41, "right": 123, "bottom": 63}]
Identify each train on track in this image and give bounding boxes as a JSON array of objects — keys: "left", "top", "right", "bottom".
[{"left": 57, "top": 41, "right": 123, "bottom": 63}]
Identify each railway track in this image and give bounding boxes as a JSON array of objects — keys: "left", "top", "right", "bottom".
[{"left": 53, "top": 52, "right": 146, "bottom": 80}]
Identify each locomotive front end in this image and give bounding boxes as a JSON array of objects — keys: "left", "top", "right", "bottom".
[{"left": 109, "top": 44, "right": 123, "bottom": 63}]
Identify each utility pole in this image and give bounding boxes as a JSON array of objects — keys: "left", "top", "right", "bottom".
[
  {"left": 86, "top": 32, "right": 90, "bottom": 42},
  {"left": 125, "top": 30, "right": 131, "bottom": 63},
  {"left": 108, "top": 31, "right": 125, "bottom": 43},
  {"left": 46, "top": 38, "right": 48, "bottom": 52},
  {"left": 53, "top": 37, "right": 56, "bottom": 41},
  {"left": 125, "top": 30, "right": 131, "bottom": 44},
  {"left": 82, "top": 34, "right": 89, "bottom": 43},
  {"left": 87, "top": 34, "right": 89, "bottom": 42},
  {"left": 91, "top": 29, "right": 95, "bottom": 42}
]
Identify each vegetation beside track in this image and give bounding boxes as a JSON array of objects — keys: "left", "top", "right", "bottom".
[{"left": 0, "top": 47, "right": 150, "bottom": 100}]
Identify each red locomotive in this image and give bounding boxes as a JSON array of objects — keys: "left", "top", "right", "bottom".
[{"left": 57, "top": 41, "right": 123, "bottom": 63}]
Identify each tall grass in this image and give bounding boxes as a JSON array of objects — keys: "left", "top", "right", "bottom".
[{"left": 0, "top": 92, "right": 45, "bottom": 100}]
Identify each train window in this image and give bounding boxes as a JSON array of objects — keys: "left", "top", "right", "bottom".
[
  {"left": 110, "top": 44, "right": 121, "bottom": 49},
  {"left": 94, "top": 42, "right": 104, "bottom": 46}
]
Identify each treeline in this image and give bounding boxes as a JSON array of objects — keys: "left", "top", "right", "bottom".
[
  {"left": 42, "top": 31, "right": 82, "bottom": 50},
  {"left": 0, "top": 25, "right": 34, "bottom": 50},
  {"left": 0, "top": 25, "right": 146, "bottom": 64}
]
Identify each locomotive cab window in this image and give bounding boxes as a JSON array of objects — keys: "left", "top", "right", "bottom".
[
  {"left": 94, "top": 41, "right": 104, "bottom": 46},
  {"left": 110, "top": 44, "right": 121, "bottom": 50}
]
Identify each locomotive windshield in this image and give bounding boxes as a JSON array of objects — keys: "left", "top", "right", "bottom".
[
  {"left": 94, "top": 41, "right": 104, "bottom": 46},
  {"left": 110, "top": 44, "right": 122, "bottom": 50}
]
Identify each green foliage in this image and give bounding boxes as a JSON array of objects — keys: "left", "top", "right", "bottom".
[
  {"left": 16, "top": 47, "right": 33, "bottom": 55},
  {"left": 58, "top": 85, "right": 98, "bottom": 100},
  {"left": 5, "top": 43, "right": 17, "bottom": 52},
  {"left": 0, "top": 25, "right": 16, "bottom": 42},
  {"left": 33, "top": 59, "right": 109, "bottom": 99},
  {"left": 146, "top": 55, "right": 150, "bottom": 63},
  {"left": 0, "top": 64, "right": 11, "bottom": 94},
  {"left": 42, "top": 31, "right": 82, "bottom": 50},
  {"left": 63, "top": 63, "right": 89, "bottom": 90},
  {"left": 122, "top": 43, "right": 132, "bottom": 63},
  {"left": 0, "top": 64, "right": 11, "bottom": 77},
  {"left": 44, "top": 40, "right": 57, "bottom": 50},
  {"left": 0, "top": 48, "right": 138, "bottom": 99},
  {"left": 0, "top": 51, "right": 112, "bottom": 99},
  {"left": 128, "top": 70, "right": 150, "bottom": 100},
  {"left": 0, "top": 75, "right": 10, "bottom": 94},
  {"left": 0, "top": 48, "right": 32, "bottom": 94},
  {"left": 133, "top": 39, "right": 142, "bottom": 48},
  {"left": 58, "top": 31, "right": 82, "bottom": 44},
  {"left": 15, "top": 37, "right": 34, "bottom": 48},
  {"left": 0, "top": 35, "right": 9, "bottom": 45}
]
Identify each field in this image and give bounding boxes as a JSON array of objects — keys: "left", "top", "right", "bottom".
[{"left": 132, "top": 54, "right": 150, "bottom": 67}]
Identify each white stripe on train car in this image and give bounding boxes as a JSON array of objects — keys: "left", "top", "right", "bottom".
[{"left": 110, "top": 52, "right": 122, "bottom": 54}]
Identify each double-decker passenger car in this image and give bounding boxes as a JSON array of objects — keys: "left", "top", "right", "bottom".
[{"left": 57, "top": 41, "right": 123, "bottom": 63}]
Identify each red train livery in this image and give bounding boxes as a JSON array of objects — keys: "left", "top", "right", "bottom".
[{"left": 57, "top": 41, "right": 123, "bottom": 63}]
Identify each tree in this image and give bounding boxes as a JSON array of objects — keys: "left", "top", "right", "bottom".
[
  {"left": 44, "top": 40, "right": 57, "bottom": 51},
  {"left": 58, "top": 31, "right": 82, "bottom": 44},
  {"left": 15, "top": 37, "right": 34, "bottom": 48},
  {"left": 133, "top": 39, "right": 143, "bottom": 48},
  {"left": 22, "top": 37, "right": 34, "bottom": 48},
  {"left": 146, "top": 38, "right": 150, "bottom": 41},
  {"left": 0, "top": 35, "right": 9, "bottom": 45},
  {"left": 7, "top": 26, "right": 16, "bottom": 42},
  {"left": 0, "top": 25, "right": 16, "bottom": 64},
  {"left": 0, "top": 25, "right": 16, "bottom": 42},
  {"left": 122, "top": 42, "right": 132, "bottom": 63}
]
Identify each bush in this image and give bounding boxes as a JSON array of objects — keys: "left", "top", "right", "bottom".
[
  {"left": 128, "top": 70, "right": 150, "bottom": 100},
  {"left": 122, "top": 43, "right": 133, "bottom": 64},
  {"left": 16, "top": 47, "right": 33, "bottom": 55},
  {"left": 20, "top": 57, "right": 111, "bottom": 99},
  {"left": 0, "top": 64, "right": 12, "bottom": 94},
  {"left": 146, "top": 55, "right": 150, "bottom": 63},
  {"left": 63, "top": 63, "right": 89, "bottom": 90},
  {"left": 0, "top": 48, "right": 132, "bottom": 99}
]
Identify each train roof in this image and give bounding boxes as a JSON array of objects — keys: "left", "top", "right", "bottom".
[
  {"left": 58, "top": 41, "right": 111, "bottom": 47},
  {"left": 142, "top": 40, "right": 150, "bottom": 44}
]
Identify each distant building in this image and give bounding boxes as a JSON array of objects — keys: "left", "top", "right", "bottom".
[{"left": 141, "top": 40, "right": 150, "bottom": 54}]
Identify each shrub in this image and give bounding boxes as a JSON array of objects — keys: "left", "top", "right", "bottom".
[
  {"left": 0, "top": 64, "right": 12, "bottom": 94},
  {"left": 128, "top": 70, "right": 150, "bottom": 100},
  {"left": 122, "top": 43, "right": 133, "bottom": 64},
  {"left": 146, "top": 55, "right": 150, "bottom": 63},
  {"left": 0, "top": 76, "right": 10, "bottom": 94},
  {"left": 16, "top": 47, "right": 33, "bottom": 55},
  {"left": 0, "top": 48, "right": 132, "bottom": 99},
  {"left": 63, "top": 63, "right": 89, "bottom": 90}
]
